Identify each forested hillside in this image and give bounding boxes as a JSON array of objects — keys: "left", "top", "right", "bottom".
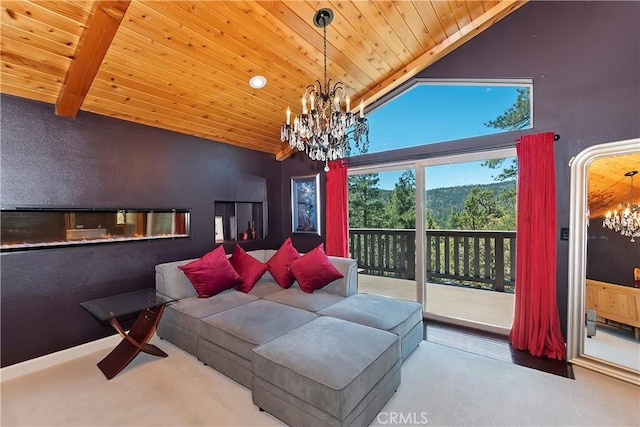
[
  {"left": 426, "top": 181, "right": 515, "bottom": 228},
  {"left": 349, "top": 171, "right": 516, "bottom": 231}
]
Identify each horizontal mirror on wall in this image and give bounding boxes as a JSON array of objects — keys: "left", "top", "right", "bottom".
[{"left": 0, "top": 208, "right": 190, "bottom": 251}]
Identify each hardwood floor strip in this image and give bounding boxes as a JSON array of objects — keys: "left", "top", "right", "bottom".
[{"left": 424, "top": 320, "right": 575, "bottom": 379}]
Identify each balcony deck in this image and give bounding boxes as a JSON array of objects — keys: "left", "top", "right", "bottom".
[{"left": 357, "top": 273, "right": 514, "bottom": 332}]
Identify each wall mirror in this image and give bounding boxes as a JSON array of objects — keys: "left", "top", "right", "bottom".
[{"left": 567, "top": 137, "right": 640, "bottom": 385}]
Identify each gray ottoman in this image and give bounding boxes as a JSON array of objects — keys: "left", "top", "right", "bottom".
[
  {"left": 319, "top": 293, "right": 423, "bottom": 361},
  {"left": 252, "top": 316, "right": 401, "bottom": 427},
  {"left": 199, "top": 299, "right": 317, "bottom": 388}
]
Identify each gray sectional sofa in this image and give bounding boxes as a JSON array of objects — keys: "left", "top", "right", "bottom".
[{"left": 155, "top": 249, "right": 422, "bottom": 427}]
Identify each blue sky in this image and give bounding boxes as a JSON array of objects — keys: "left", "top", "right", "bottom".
[{"left": 359, "top": 84, "right": 524, "bottom": 190}]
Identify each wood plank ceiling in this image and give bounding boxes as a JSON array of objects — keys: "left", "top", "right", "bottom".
[
  {"left": 588, "top": 152, "right": 640, "bottom": 219},
  {"left": 1, "top": 0, "right": 527, "bottom": 159}
]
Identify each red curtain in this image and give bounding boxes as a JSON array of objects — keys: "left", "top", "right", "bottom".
[
  {"left": 509, "top": 132, "right": 566, "bottom": 360},
  {"left": 325, "top": 159, "right": 349, "bottom": 257}
]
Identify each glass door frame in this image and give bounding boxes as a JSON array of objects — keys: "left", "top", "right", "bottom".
[{"left": 414, "top": 148, "right": 516, "bottom": 318}]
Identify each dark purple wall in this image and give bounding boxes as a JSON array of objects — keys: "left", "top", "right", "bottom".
[
  {"left": 350, "top": 1, "right": 640, "bottom": 335},
  {"left": 0, "top": 95, "right": 288, "bottom": 367}
]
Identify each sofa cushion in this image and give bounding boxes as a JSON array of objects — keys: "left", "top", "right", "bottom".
[
  {"left": 161, "top": 289, "right": 258, "bottom": 334},
  {"left": 318, "top": 293, "right": 422, "bottom": 340},
  {"left": 245, "top": 249, "right": 277, "bottom": 263},
  {"left": 248, "top": 280, "right": 286, "bottom": 298},
  {"left": 229, "top": 244, "right": 267, "bottom": 293},
  {"left": 288, "top": 244, "right": 344, "bottom": 293},
  {"left": 179, "top": 246, "right": 243, "bottom": 298},
  {"left": 264, "top": 287, "right": 344, "bottom": 312},
  {"left": 200, "top": 299, "right": 317, "bottom": 361},
  {"left": 266, "top": 237, "right": 300, "bottom": 289}
]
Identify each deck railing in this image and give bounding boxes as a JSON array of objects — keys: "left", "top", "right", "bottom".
[{"left": 349, "top": 228, "right": 516, "bottom": 292}]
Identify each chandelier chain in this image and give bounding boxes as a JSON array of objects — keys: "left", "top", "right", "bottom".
[{"left": 323, "top": 18, "right": 328, "bottom": 91}]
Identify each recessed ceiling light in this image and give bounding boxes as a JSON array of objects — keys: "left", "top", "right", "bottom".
[{"left": 249, "top": 75, "right": 267, "bottom": 89}]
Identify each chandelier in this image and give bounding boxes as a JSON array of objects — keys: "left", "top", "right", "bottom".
[
  {"left": 280, "top": 8, "right": 369, "bottom": 172},
  {"left": 602, "top": 170, "right": 640, "bottom": 241}
]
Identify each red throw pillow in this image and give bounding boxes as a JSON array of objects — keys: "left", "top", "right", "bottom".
[
  {"left": 266, "top": 237, "right": 300, "bottom": 288},
  {"left": 288, "top": 244, "right": 344, "bottom": 293},
  {"left": 229, "top": 244, "right": 267, "bottom": 293},
  {"left": 178, "top": 246, "right": 243, "bottom": 298}
]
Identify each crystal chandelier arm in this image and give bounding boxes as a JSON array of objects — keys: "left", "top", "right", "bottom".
[{"left": 346, "top": 117, "right": 369, "bottom": 151}]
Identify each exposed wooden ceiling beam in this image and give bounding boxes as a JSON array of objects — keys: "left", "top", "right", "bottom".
[
  {"left": 55, "top": 0, "right": 130, "bottom": 117},
  {"left": 275, "top": 144, "right": 294, "bottom": 161}
]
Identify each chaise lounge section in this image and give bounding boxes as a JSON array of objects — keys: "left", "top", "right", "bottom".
[{"left": 253, "top": 316, "right": 401, "bottom": 427}]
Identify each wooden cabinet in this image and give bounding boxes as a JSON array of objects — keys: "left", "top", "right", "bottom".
[{"left": 586, "top": 279, "right": 640, "bottom": 339}]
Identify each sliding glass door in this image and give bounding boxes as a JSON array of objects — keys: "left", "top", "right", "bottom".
[{"left": 416, "top": 149, "right": 516, "bottom": 331}]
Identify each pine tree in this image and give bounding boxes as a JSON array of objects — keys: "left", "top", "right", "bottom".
[
  {"left": 348, "top": 173, "right": 386, "bottom": 228},
  {"left": 484, "top": 87, "right": 531, "bottom": 131},
  {"left": 481, "top": 87, "right": 530, "bottom": 184},
  {"left": 388, "top": 170, "right": 416, "bottom": 229},
  {"left": 347, "top": 139, "right": 386, "bottom": 228},
  {"left": 451, "top": 188, "right": 504, "bottom": 230}
]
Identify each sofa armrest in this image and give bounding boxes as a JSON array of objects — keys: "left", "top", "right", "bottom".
[
  {"left": 322, "top": 256, "right": 358, "bottom": 297},
  {"left": 155, "top": 258, "right": 198, "bottom": 300}
]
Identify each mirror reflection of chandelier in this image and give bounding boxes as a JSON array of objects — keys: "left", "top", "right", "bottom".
[
  {"left": 280, "top": 8, "right": 369, "bottom": 172},
  {"left": 602, "top": 170, "right": 640, "bottom": 241}
]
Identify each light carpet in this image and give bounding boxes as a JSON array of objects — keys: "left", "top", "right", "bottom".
[{"left": 1, "top": 337, "right": 638, "bottom": 426}]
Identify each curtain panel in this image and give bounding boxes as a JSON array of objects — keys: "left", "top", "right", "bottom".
[
  {"left": 325, "top": 159, "right": 349, "bottom": 257},
  {"left": 510, "top": 132, "right": 566, "bottom": 360}
]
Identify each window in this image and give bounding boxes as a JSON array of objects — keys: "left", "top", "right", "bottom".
[{"left": 362, "top": 79, "right": 532, "bottom": 154}]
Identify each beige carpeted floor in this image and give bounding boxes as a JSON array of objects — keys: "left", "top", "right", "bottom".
[{"left": 1, "top": 337, "right": 638, "bottom": 426}]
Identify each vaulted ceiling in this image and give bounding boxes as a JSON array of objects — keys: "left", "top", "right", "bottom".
[{"left": 1, "top": 1, "right": 527, "bottom": 159}]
